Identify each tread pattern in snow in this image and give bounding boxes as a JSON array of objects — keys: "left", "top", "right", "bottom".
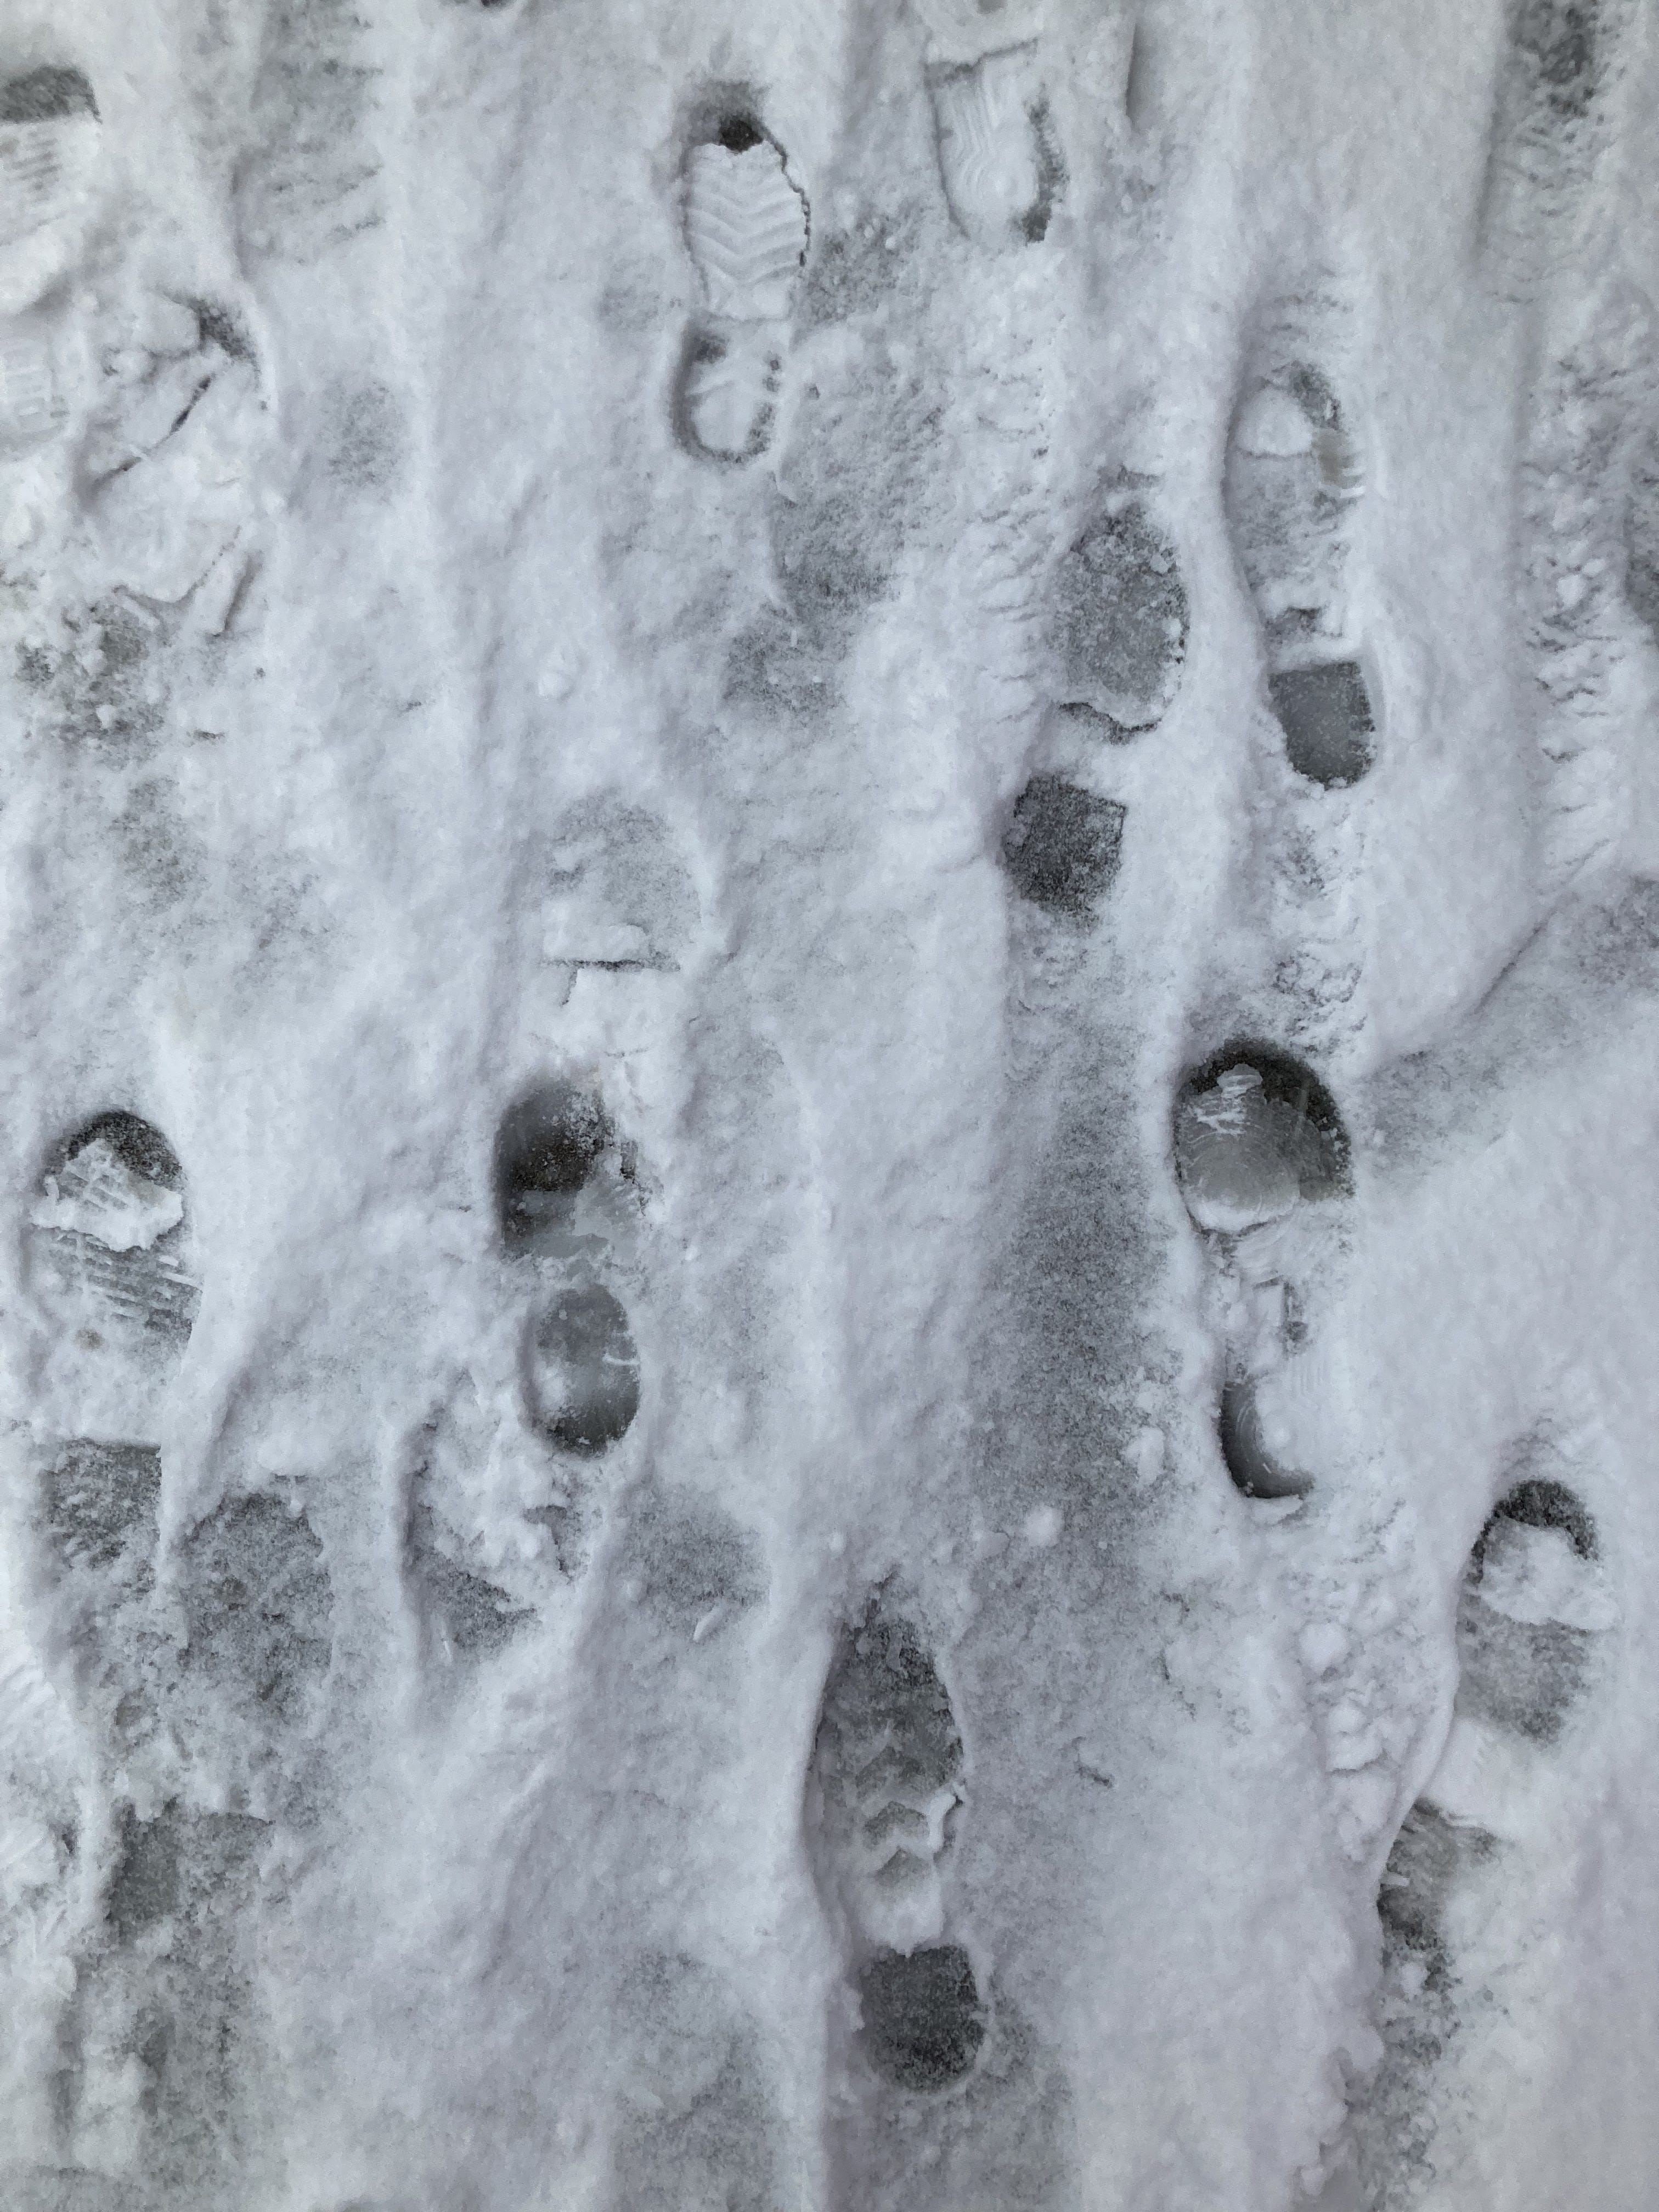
[
  {"left": 31, "top": 1112, "right": 200, "bottom": 1355},
  {"left": 1455, "top": 1477, "right": 1604, "bottom": 1742},
  {"left": 1481, "top": 0, "right": 1622, "bottom": 287},
  {"left": 674, "top": 106, "right": 806, "bottom": 464},
  {"left": 809, "top": 1592, "right": 986, "bottom": 2096},
  {"left": 0, "top": 62, "right": 99, "bottom": 249}
]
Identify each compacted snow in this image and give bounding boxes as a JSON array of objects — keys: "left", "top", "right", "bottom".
[{"left": 2, "top": 1, "right": 1658, "bottom": 2207}]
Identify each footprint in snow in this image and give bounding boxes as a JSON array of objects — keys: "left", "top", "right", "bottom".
[
  {"left": 1480, "top": 0, "right": 1621, "bottom": 292},
  {"left": 62, "top": 1794, "right": 270, "bottom": 2196},
  {"left": 539, "top": 798, "right": 699, "bottom": 975},
  {"left": 403, "top": 1080, "right": 645, "bottom": 1655},
  {"left": 1001, "top": 772, "right": 1124, "bottom": 921},
  {"left": 495, "top": 1077, "right": 642, "bottom": 1455},
  {"left": 0, "top": 310, "right": 64, "bottom": 449},
  {"left": 1172, "top": 1045, "right": 1352, "bottom": 1501},
  {"left": 29, "top": 1111, "right": 200, "bottom": 1445},
  {"left": 0, "top": 64, "right": 98, "bottom": 459},
  {"left": 808, "top": 1589, "right": 988, "bottom": 2095},
  {"left": 1224, "top": 308, "right": 1376, "bottom": 787},
  {"left": 1049, "top": 492, "right": 1188, "bottom": 740},
  {"left": 82, "top": 294, "right": 263, "bottom": 629},
  {"left": 36, "top": 1440, "right": 165, "bottom": 1757},
  {"left": 234, "top": 0, "right": 381, "bottom": 267},
  {"left": 611, "top": 1482, "right": 764, "bottom": 1647},
  {"left": 1622, "top": 426, "right": 1659, "bottom": 648},
  {"left": 34, "top": 1448, "right": 318, "bottom": 2182},
  {"left": 1353, "top": 1458, "right": 1613, "bottom": 2205},
  {"left": 674, "top": 107, "right": 808, "bottom": 465},
  {"left": 178, "top": 1491, "right": 334, "bottom": 1775},
  {"left": 21, "top": 1160, "right": 290, "bottom": 2202},
  {"left": 403, "top": 1450, "right": 535, "bottom": 1667},
  {"left": 1447, "top": 1473, "right": 1609, "bottom": 1750},
  {"left": 916, "top": 0, "right": 1063, "bottom": 250},
  {"left": 0, "top": 64, "right": 99, "bottom": 312}
]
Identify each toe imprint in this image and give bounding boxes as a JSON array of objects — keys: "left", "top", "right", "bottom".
[
  {"left": 928, "top": 55, "right": 1060, "bottom": 249},
  {"left": 810, "top": 1594, "right": 965, "bottom": 1956}
]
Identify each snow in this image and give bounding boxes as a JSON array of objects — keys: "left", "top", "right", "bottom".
[{"left": 1, "top": 0, "right": 1658, "bottom": 2207}]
